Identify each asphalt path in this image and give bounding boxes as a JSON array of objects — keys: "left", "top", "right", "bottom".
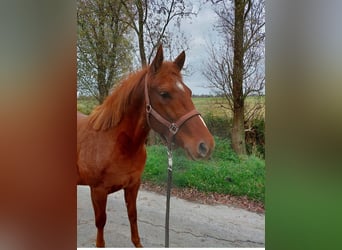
[{"left": 77, "top": 186, "right": 264, "bottom": 248}]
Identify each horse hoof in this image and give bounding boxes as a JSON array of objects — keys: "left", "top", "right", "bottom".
[
  {"left": 135, "top": 243, "right": 143, "bottom": 248},
  {"left": 96, "top": 240, "right": 105, "bottom": 248}
]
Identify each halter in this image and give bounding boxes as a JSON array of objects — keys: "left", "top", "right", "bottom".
[{"left": 144, "top": 73, "right": 201, "bottom": 148}]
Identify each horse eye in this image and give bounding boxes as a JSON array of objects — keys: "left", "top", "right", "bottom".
[{"left": 159, "top": 91, "right": 170, "bottom": 98}]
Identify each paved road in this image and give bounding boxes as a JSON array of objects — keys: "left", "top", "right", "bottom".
[{"left": 77, "top": 186, "right": 264, "bottom": 248}]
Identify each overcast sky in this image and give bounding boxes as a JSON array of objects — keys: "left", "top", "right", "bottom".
[{"left": 179, "top": 2, "right": 219, "bottom": 96}]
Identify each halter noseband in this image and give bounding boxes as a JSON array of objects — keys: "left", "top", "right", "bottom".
[{"left": 144, "top": 74, "right": 201, "bottom": 146}]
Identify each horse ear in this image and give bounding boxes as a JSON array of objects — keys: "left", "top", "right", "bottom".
[
  {"left": 150, "top": 44, "right": 164, "bottom": 74},
  {"left": 174, "top": 50, "right": 185, "bottom": 71}
]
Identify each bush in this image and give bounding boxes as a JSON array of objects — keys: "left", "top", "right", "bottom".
[
  {"left": 77, "top": 96, "right": 98, "bottom": 115},
  {"left": 203, "top": 112, "right": 232, "bottom": 139},
  {"left": 245, "top": 118, "right": 265, "bottom": 158},
  {"left": 202, "top": 111, "right": 265, "bottom": 158}
]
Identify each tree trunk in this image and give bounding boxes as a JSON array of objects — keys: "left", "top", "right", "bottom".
[
  {"left": 137, "top": 0, "right": 147, "bottom": 66},
  {"left": 231, "top": 0, "right": 247, "bottom": 155},
  {"left": 96, "top": 1, "right": 107, "bottom": 105},
  {"left": 96, "top": 53, "right": 107, "bottom": 104},
  {"left": 231, "top": 106, "right": 246, "bottom": 155}
]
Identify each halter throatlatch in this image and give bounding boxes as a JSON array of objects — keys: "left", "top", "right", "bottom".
[{"left": 144, "top": 74, "right": 201, "bottom": 148}]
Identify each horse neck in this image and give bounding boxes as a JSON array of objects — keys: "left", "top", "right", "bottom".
[
  {"left": 120, "top": 95, "right": 149, "bottom": 144},
  {"left": 88, "top": 69, "right": 150, "bottom": 147},
  {"left": 113, "top": 72, "right": 150, "bottom": 145}
]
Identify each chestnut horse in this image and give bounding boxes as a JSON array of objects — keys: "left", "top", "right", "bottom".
[{"left": 77, "top": 45, "right": 215, "bottom": 247}]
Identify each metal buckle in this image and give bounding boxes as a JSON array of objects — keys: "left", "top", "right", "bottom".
[
  {"left": 146, "top": 104, "right": 152, "bottom": 113},
  {"left": 169, "top": 123, "right": 178, "bottom": 134}
]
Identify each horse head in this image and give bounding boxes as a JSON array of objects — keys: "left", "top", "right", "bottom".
[{"left": 145, "top": 45, "right": 215, "bottom": 160}]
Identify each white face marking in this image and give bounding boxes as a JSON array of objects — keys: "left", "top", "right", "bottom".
[
  {"left": 199, "top": 116, "right": 207, "bottom": 128},
  {"left": 176, "top": 81, "right": 185, "bottom": 92}
]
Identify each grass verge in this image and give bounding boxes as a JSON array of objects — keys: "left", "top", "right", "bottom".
[{"left": 143, "top": 137, "right": 265, "bottom": 203}]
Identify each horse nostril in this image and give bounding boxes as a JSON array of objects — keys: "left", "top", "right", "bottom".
[{"left": 198, "top": 142, "right": 209, "bottom": 157}]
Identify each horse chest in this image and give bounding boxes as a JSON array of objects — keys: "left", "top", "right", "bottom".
[{"left": 98, "top": 158, "right": 144, "bottom": 190}]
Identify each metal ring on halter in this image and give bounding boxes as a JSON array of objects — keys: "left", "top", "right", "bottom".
[
  {"left": 146, "top": 104, "right": 152, "bottom": 113},
  {"left": 169, "top": 123, "right": 179, "bottom": 134}
]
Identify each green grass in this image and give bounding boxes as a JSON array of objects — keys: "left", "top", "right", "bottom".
[{"left": 143, "top": 137, "right": 265, "bottom": 202}]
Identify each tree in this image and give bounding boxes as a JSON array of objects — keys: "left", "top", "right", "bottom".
[
  {"left": 121, "top": 0, "right": 197, "bottom": 67},
  {"left": 77, "top": 0, "right": 133, "bottom": 104},
  {"left": 204, "top": 0, "right": 265, "bottom": 155}
]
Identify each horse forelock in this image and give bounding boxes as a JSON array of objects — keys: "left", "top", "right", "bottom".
[{"left": 89, "top": 68, "right": 148, "bottom": 131}]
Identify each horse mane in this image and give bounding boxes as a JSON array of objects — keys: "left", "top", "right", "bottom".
[{"left": 89, "top": 68, "right": 148, "bottom": 131}]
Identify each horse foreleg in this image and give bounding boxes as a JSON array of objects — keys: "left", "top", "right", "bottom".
[
  {"left": 90, "top": 186, "right": 108, "bottom": 248},
  {"left": 124, "top": 182, "right": 143, "bottom": 247}
]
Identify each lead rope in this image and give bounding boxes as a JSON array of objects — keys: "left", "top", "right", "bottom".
[
  {"left": 144, "top": 74, "right": 200, "bottom": 248},
  {"left": 165, "top": 144, "right": 173, "bottom": 248}
]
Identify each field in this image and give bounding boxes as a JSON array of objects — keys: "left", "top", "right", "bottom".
[
  {"left": 193, "top": 96, "right": 265, "bottom": 120},
  {"left": 77, "top": 96, "right": 265, "bottom": 203},
  {"left": 77, "top": 95, "right": 265, "bottom": 119}
]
